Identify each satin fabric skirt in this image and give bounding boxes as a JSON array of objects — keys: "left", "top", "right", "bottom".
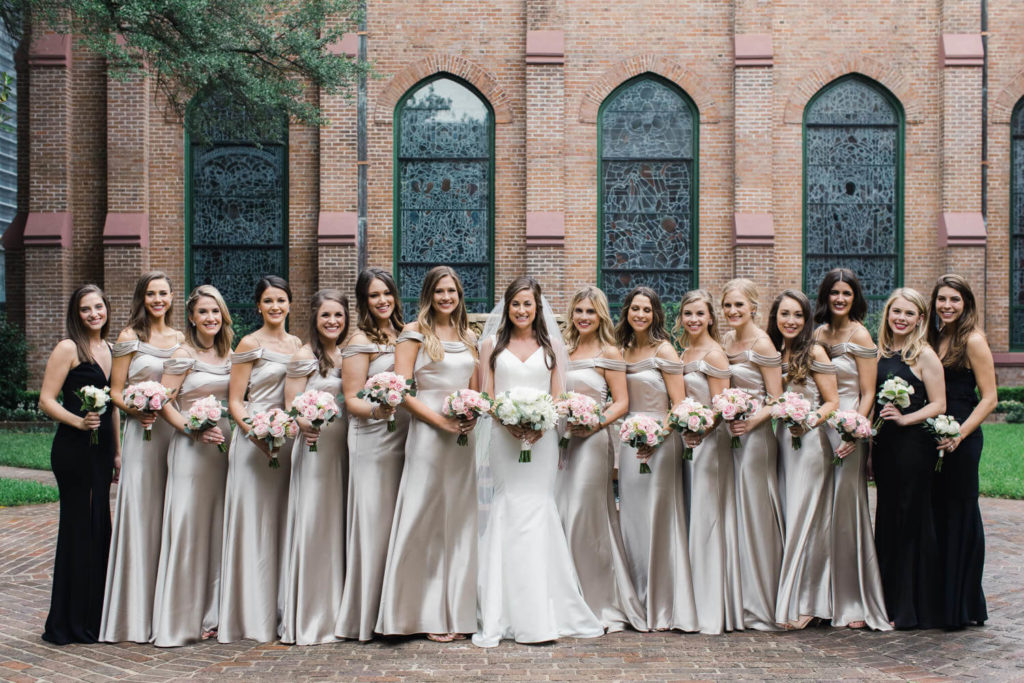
[
  {"left": 732, "top": 420, "right": 784, "bottom": 631},
  {"left": 151, "top": 423, "right": 230, "bottom": 646},
  {"left": 556, "top": 428, "right": 646, "bottom": 632},
  {"left": 377, "top": 404, "right": 477, "bottom": 635},
  {"left": 217, "top": 427, "right": 293, "bottom": 643},
  {"left": 334, "top": 412, "right": 408, "bottom": 641},
  {"left": 279, "top": 417, "right": 348, "bottom": 645},
  {"left": 473, "top": 426, "right": 604, "bottom": 647},
  {"left": 618, "top": 424, "right": 698, "bottom": 632},
  {"left": 683, "top": 426, "right": 744, "bottom": 634},
  {"left": 831, "top": 441, "right": 890, "bottom": 630},
  {"left": 100, "top": 416, "right": 174, "bottom": 643}
]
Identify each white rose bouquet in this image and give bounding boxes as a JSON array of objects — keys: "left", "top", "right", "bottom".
[
  {"left": 492, "top": 387, "right": 558, "bottom": 462},
  {"left": 75, "top": 384, "right": 110, "bottom": 445},
  {"left": 924, "top": 414, "right": 961, "bottom": 472}
]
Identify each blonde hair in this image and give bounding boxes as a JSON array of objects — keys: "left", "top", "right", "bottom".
[
  {"left": 185, "top": 285, "right": 234, "bottom": 357},
  {"left": 878, "top": 287, "right": 930, "bottom": 364},
  {"left": 564, "top": 286, "right": 617, "bottom": 352},
  {"left": 721, "top": 278, "right": 761, "bottom": 324},
  {"left": 673, "top": 289, "right": 720, "bottom": 347},
  {"left": 416, "top": 266, "right": 476, "bottom": 362}
]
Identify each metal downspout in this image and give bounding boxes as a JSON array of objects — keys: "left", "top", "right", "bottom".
[{"left": 356, "top": 1, "right": 368, "bottom": 272}]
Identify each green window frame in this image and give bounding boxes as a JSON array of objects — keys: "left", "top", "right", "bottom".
[{"left": 1011, "top": 98, "right": 1024, "bottom": 348}]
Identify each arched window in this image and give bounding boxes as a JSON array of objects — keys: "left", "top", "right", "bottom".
[
  {"left": 186, "top": 94, "right": 288, "bottom": 331},
  {"left": 804, "top": 75, "right": 903, "bottom": 312},
  {"left": 1012, "top": 99, "right": 1024, "bottom": 348},
  {"left": 599, "top": 75, "right": 697, "bottom": 308},
  {"left": 395, "top": 75, "right": 493, "bottom": 312}
]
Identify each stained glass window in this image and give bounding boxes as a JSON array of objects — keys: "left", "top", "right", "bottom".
[
  {"left": 804, "top": 75, "right": 903, "bottom": 312},
  {"left": 396, "top": 76, "right": 492, "bottom": 312},
  {"left": 599, "top": 75, "right": 697, "bottom": 309},
  {"left": 187, "top": 94, "right": 287, "bottom": 332},
  {"left": 1011, "top": 99, "right": 1024, "bottom": 348}
]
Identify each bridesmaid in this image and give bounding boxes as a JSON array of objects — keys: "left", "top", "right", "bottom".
[
  {"left": 616, "top": 286, "right": 698, "bottom": 632},
  {"left": 40, "top": 285, "right": 119, "bottom": 645},
  {"left": 152, "top": 285, "right": 233, "bottom": 646},
  {"left": 674, "top": 289, "right": 743, "bottom": 634},
  {"left": 280, "top": 289, "right": 350, "bottom": 645},
  {"left": 927, "top": 274, "right": 995, "bottom": 628},
  {"left": 768, "top": 290, "right": 839, "bottom": 630},
  {"left": 219, "top": 276, "right": 302, "bottom": 643},
  {"left": 720, "top": 278, "right": 784, "bottom": 631},
  {"left": 101, "top": 272, "right": 182, "bottom": 643},
  {"left": 557, "top": 286, "right": 646, "bottom": 633},
  {"left": 813, "top": 269, "right": 889, "bottom": 630},
  {"left": 873, "top": 288, "right": 946, "bottom": 629},
  {"left": 377, "top": 266, "right": 480, "bottom": 641},
  {"left": 335, "top": 267, "right": 410, "bottom": 641}
]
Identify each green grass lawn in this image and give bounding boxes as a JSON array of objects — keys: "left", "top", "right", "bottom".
[
  {"left": 0, "top": 478, "right": 59, "bottom": 506},
  {"left": 0, "top": 430, "right": 54, "bottom": 470}
]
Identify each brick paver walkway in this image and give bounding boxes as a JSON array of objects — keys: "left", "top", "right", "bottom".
[{"left": 1, "top": 493, "right": 1022, "bottom": 681}]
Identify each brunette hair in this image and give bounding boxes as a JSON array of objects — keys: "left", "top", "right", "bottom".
[
  {"left": 185, "top": 285, "right": 234, "bottom": 357},
  {"left": 489, "top": 277, "right": 556, "bottom": 374},
  {"left": 768, "top": 289, "right": 818, "bottom": 385},
  {"left": 354, "top": 268, "right": 404, "bottom": 345},
  {"left": 417, "top": 266, "right": 475, "bottom": 362},
  {"left": 254, "top": 275, "right": 292, "bottom": 305},
  {"left": 615, "top": 286, "right": 669, "bottom": 350},
  {"left": 878, "top": 288, "right": 930, "bottom": 364},
  {"left": 127, "top": 271, "right": 174, "bottom": 342},
  {"left": 673, "top": 289, "right": 720, "bottom": 347},
  {"left": 927, "top": 273, "right": 981, "bottom": 369},
  {"left": 308, "top": 289, "right": 349, "bottom": 376},
  {"left": 66, "top": 284, "right": 111, "bottom": 364},
  {"left": 563, "top": 286, "right": 617, "bottom": 353},
  {"left": 814, "top": 268, "right": 868, "bottom": 325}
]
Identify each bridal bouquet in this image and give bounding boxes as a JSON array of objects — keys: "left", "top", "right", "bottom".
[
  {"left": 442, "top": 389, "right": 492, "bottom": 446},
  {"left": 770, "top": 391, "right": 815, "bottom": 450},
  {"left": 712, "top": 388, "right": 761, "bottom": 449},
  {"left": 184, "top": 395, "right": 229, "bottom": 452},
  {"left": 357, "top": 372, "right": 416, "bottom": 432},
  {"left": 244, "top": 408, "right": 298, "bottom": 468},
  {"left": 826, "top": 409, "right": 873, "bottom": 465},
  {"left": 667, "top": 398, "right": 715, "bottom": 460},
  {"left": 123, "top": 381, "right": 170, "bottom": 441},
  {"left": 619, "top": 415, "right": 666, "bottom": 474},
  {"left": 75, "top": 384, "right": 110, "bottom": 445},
  {"left": 873, "top": 375, "right": 914, "bottom": 433},
  {"left": 924, "top": 414, "right": 961, "bottom": 472},
  {"left": 289, "top": 390, "right": 341, "bottom": 451},
  {"left": 492, "top": 388, "right": 558, "bottom": 463},
  {"left": 555, "top": 392, "right": 604, "bottom": 449}
]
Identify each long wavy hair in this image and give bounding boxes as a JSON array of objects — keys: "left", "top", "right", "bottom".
[
  {"left": 768, "top": 289, "right": 817, "bottom": 386},
  {"left": 673, "top": 289, "right": 720, "bottom": 348},
  {"left": 355, "top": 268, "right": 404, "bottom": 345},
  {"left": 489, "top": 277, "right": 556, "bottom": 374},
  {"left": 927, "top": 274, "right": 981, "bottom": 369},
  {"left": 127, "top": 271, "right": 174, "bottom": 342},
  {"left": 417, "top": 266, "right": 475, "bottom": 362},
  {"left": 66, "top": 284, "right": 111, "bottom": 364},
  {"left": 563, "top": 285, "right": 616, "bottom": 353},
  {"left": 308, "top": 289, "right": 349, "bottom": 377},
  {"left": 878, "top": 288, "right": 930, "bottom": 364},
  {"left": 185, "top": 285, "right": 234, "bottom": 357},
  {"left": 615, "top": 286, "right": 669, "bottom": 350},
  {"left": 814, "top": 268, "right": 868, "bottom": 326}
]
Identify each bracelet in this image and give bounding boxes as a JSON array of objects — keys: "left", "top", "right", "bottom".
[{"left": 370, "top": 405, "right": 378, "bottom": 419}]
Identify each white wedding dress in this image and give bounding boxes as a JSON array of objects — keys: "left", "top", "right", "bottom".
[{"left": 472, "top": 348, "right": 605, "bottom": 647}]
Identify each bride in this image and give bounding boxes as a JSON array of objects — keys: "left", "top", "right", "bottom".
[{"left": 472, "top": 277, "right": 605, "bottom": 647}]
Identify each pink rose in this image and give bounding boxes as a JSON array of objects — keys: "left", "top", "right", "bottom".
[
  {"left": 132, "top": 393, "right": 147, "bottom": 409},
  {"left": 150, "top": 397, "right": 163, "bottom": 410}
]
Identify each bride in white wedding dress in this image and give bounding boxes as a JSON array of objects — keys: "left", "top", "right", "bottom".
[{"left": 472, "top": 277, "right": 604, "bottom": 648}]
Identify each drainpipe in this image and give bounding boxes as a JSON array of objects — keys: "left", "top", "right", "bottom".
[
  {"left": 981, "top": 0, "right": 989, "bottom": 328},
  {"left": 356, "top": 0, "right": 368, "bottom": 272}
]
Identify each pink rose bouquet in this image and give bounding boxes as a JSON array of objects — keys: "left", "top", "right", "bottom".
[
  {"left": 826, "top": 409, "right": 873, "bottom": 465},
  {"left": 75, "top": 384, "right": 110, "bottom": 445},
  {"left": 357, "top": 371, "right": 416, "bottom": 432},
  {"left": 184, "top": 394, "right": 229, "bottom": 452},
  {"left": 712, "top": 388, "right": 762, "bottom": 449},
  {"left": 123, "top": 381, "right": 171, "bottom": 441},
  {"left": 619, "top": 414, "right": 666, "bottom": 474},
  {"left": 288, "top": 389, "right": 341, "bottom": 452},
  {"left": 244, "top": 408, "right": 298, "bottom": 468},
  {"left": 442, "top": 389, "right": 492, "bottom": 446},
  {"left": 770, "top": 391, "right": 815, "bottom": 450},
  {"left": 667, "top": 397, "right": 715, "bottom": 460},
  {"left": 555, "top": 392, "right": 604, "bottom": 449}
]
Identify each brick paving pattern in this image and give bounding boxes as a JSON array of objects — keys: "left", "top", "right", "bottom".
[{"left": 0, "top": 492, "right": 1022, "bottom": 681}]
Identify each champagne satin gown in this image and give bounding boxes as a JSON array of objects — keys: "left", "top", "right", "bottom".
[
  {"left": 556, "top": 357, "right": 646, "bottom": 633},
  {"left": 100, "top": 340, "right": 179, "bottom": 643},
  {"left": 377, "top": 331, "right": 478, "bottom": 636},
  {"left": 218, "top": 347, "right": 295, "bottom": 643},
  {"left": 279, "top": 359, "right": 348, "bottom": 645},
  {"left": 828, "top": 341, "right": 889, "bottom": 630},
  {"left": 151, "top": 357, "right": 231, "bottom": 646},
  {"left": 727, "top": 348, "right": 784, "bottom": 631},
  {"left": 618, "top": 353, "right": 698, "bottom": 632},
  {"left": 682, "top": 357, "right": 743, "bottom": 634},
  {"left": 334, "top": 343, "right": 410, "bottom": 641}
]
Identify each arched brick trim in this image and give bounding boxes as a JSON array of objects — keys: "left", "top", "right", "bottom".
[
  {"left": 578, "top": 55, "right": 721, "bottom": 124},
  {"left": 783, "top": 57, "right": 923, "bottom": 124},
  {"left": 992, "top": 68, "right": 1024, "bottom": 124},
  {"left": 375, "top": 54, "right": 513, "bottom": 124}
]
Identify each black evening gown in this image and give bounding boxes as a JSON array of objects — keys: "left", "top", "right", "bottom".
[
  {"left": 936, "top": 365, "right": 987, "bottom": 628},
  {"left": 42, "top": 361, "right": 115, "bottom": 645},
  {"left": 872, "top": 354, "right": 943, "bottom": 629}
]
